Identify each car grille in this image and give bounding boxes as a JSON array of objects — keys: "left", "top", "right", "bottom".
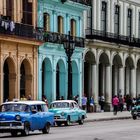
[
  {"left": 0, "top": 122, "right": 22, "bottom": 127},
  {"left": 54, "top": 115, "right": 60, "bottom": 119}
]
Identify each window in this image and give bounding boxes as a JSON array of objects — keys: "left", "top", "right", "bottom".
[
  {"left": 70, "top": 19, "right": 76, "bottom": 36},
  {"left": 101, "top": 1, "right": 107, "bottom": 32},
  {"left": 138, "top": 12, "right": 140, "bottom": 38},
  {"left": 6, "top": 0, "right": 13, "bottom": 20},
  {"left": 43, "top": 13, "right": 50, "bottom": 31},
  {"left": 127, "top": 9, "right": 132, "bottom": 37},
  {"left": 114, "top": 5, "right": 120, "bottom": 35},
  {"left": 58, "top": 16, "right": 63, "bottom": 33}
]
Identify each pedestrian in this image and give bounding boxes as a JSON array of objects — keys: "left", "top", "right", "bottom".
[
  {"left": 119, "top": 95, "right": 124, "bottom": 112},
  {"left": 112, "top": 95, "right": 119, "bottom": 115},
  {"left": 99, "top": 95, "right": 105, "bottom": 112},
  {"left": 42, "top": 94, "right": 48, "bottom": 107},
  {"left": 89, "top": 96, "right": 94, "bottom": 112},
  {"left": 82, "top": 94, "right": 87, "bottom": 111},
  {"left": 27, "top": 94, "right": 32, "bottom": 100},
  {"left": 74, "top": 94, "right": 79, "bottom": 104}
]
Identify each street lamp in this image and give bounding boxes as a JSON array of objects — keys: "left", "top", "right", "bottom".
[{"left": 63, "top": 31, "right": 75, "bottom": 99}]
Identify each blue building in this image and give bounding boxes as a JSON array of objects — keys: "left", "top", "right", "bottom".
[{"left": 37, "top": 0, "right": 90, "bottom": 105}]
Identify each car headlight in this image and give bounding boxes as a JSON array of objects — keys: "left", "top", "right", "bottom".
[
  {"left": 61, "top": 112, "right": 65, "bottom": 116},
  {"left": 15, "top": 115, "right": 21, "bottom": 121}
]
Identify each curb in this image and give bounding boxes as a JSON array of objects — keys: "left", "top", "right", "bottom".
[{"left": 85, "top": 116, "right": 132, "bottom": 123}]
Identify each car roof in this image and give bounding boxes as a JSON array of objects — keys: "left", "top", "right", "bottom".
[
  {"left": 1, "top": 100, "right": 46, "bottom": 105},
  {"left": 51, "top": 100, "right": 76, "bottom": 104}
]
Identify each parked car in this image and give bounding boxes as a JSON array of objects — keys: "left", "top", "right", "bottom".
[
  {"left": 49, "top": 100, "right": 87, "bottom": 126},
  {"left": 0, "top": 100, "right": 54, "bottom": 136},
  {"left": 131, "top": 102, "right": 140, "bottom": 120}
]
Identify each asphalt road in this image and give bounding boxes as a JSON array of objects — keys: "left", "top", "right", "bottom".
[{"left": 0, "top": 119, "right": 140, "bottom": 140}]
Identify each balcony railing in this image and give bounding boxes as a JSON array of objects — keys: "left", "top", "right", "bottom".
[
  {"left": 43, "top": 30, "right": 85, "bottom": 48},
  {"left": 70, "top": 0, "right": 92, "bottom": 6},
  {"left": 86, "top": 29, "right": 140, "bottom": 48},
  {"left": 0, "top": 19, "right": 43, "bottom": 41}
]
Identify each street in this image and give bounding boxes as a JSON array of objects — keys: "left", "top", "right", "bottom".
[{"left": 0, "top": 119, "right": 140, "bottom": 140}]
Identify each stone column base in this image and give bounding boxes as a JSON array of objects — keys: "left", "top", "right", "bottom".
[
  {"left": 104, "top": 103, "right": 113, "bottom": 112},
  {"left": 94, "top": 103, "right": 101, "bottom": 112}
]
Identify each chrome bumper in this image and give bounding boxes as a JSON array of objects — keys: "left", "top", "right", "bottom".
[{"left": 0, "top": 121, "right": 24, "bottom": 130}]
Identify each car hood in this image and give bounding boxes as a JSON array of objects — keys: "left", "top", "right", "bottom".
[
  {"left": 49, "top": 108, "right": 70, "bottom": 114},
  {"left": 0, "top": 112, "right": 28, "bottom": 121}
]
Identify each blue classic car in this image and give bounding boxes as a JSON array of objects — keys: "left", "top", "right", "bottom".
[
  {"left": 49, "top": 100, "right": 87, "bottom": 126},
  {"left": 0, "top": 100, "right": 54, "bottom": 136}
]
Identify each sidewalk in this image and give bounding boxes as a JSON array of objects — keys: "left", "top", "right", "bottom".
[{"left": 85, "top": 111, "right": 132, "bottom": 122}]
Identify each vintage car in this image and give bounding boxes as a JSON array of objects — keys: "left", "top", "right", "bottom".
[
  {"left": 0, "top": 100, "right": 54, "bottom": 136},
  {"left": 49, "top": 100, "right": 87, "bottom": 126},
  {"left": 131, "top": 102, "right": 140, "bottom": 120}
]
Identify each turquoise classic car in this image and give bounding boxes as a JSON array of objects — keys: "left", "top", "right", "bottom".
[
  {"left": 0, "top": 100, "right": 54, "bottom": 136},
  {"left": 49, "top": 100, "right": 87, "bottom": 126},
  {"left": 131, "top": 101, "right": 140, "bottom": 120}
]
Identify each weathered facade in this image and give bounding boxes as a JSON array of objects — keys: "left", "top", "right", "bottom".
[
  {"left": 0, "top": 0, "right": 42, "bottom": 104},
  {"left": 84, "top": 0, "right": 140, "bottom": 111}
]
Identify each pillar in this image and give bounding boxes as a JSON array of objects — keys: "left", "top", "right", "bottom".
[
  {"left": 119, "top": 66, "right": 125, "bottom": 96},
  {"left": 105, "top": 65, "right": 112, "bottom": 111},
  {"left": 131, "top": 68, "right": 136, "bottom": 98}
]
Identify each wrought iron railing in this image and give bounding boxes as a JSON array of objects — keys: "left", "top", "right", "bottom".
[
  {"left": 86, "top": 29, "right": 140, "bottom": 47},
  {"left": 70, "top": 0, "right": 92, "bottom": 6},
  {"left": 0, "top": 19, "right": 43, "bottom": 41},
  {"left": 43, "top": 30, "right": 85, "bottom": 48}
]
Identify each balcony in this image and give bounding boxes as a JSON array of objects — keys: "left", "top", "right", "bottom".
[
  {"left": 70, "top": 0, "right": 91, "bottom": 6},
  {"left": 43, "top": 30, "right": 85, "bottom": 48},
  {"left": 86, "top": 29, "right": 140, "bottom": 48},
  {"left": 61, "top": 0, "right": 91, "bottom": 6},
  {"left": 0, "top": 18, "right": 42, "bottom": 41}
]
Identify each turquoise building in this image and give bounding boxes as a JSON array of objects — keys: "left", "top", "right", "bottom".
[{"left": 37, "top": 0, "right": 90, "bottom": 105}]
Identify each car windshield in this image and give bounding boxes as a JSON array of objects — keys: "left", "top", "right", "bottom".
[
  {"left": 50, "top": 102, "right": 69, "bottom": 108},
  {"left": 0, "top": 103, "right": 30, "bottom": 112}
]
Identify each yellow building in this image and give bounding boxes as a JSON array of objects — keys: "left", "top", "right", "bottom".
[{"left": 0, "top": 0, "right": 42, "bottom": 104}]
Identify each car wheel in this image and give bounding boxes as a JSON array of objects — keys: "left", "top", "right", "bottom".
[
  {"left": 65, "top": 117, "right": 71, "bottom": 126},
  {"left": 56, "top": 122, "right": 62, "bottom": 126},
  {"left": 133, "top": 115, "right": 137, "bottom": 120},
  {"left": 78, "top": 116, "right": 84, "bottom": 125},
  {"left": 42, "top": 123, "right": 50, "bottom": 134},
  {"left": 11, "top": 130, "right": 18, "bottom": 137},
  {"left": 21, "top": 122, "right": 30, "bottom": 136}
]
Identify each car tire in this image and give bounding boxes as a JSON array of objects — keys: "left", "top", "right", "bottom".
[
  {"left": 78, "top": 116, "right": 84, "bottom": 125},
  {"left": 133, "top": 115, "right": 137, "bottom": 120},
  {"left": 42, "top": 122, "right": 50, "bottom": 134},
  {"left": 21, "top": 122, "right": 30, "bottom": 136},
  {"left": 11, "top": 130, "right": 17, "bottom": 137},
  {"left": 56, "top": 122, "right": 61, "bottom": 126},
  {"left": 65, "top": 117, "right": 71, "bottom": 126}
]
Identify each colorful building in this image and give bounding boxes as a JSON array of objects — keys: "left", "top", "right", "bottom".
[
  {"left": 0, "top": 0, "right": 42, "bottom": 104},
  {"left": 37, "top": 0, "right": 90, "bottom": 105}
]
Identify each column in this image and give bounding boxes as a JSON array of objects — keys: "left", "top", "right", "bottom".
[
  {"left": 92, "top": 64, "right": 98, "bottom": 104},
  {"left": 105, "top": 66, "right": 111, "bottom": 104},
  {"left": 38, "top": 55, "right": 42, "bottom": 100},
  {"left": 114, "top": 66, "right": 118, "bottom": 95},
  {"left": 32, "top": 0, "right": 37, "bottom": 28},
  {"left": 119, "top": 66, "right": 125, "bottom": 96},
  {"left": 125, "top": 67, "right": 130, "bottom": 95},
  {"left": 131, "top": 68, "right": 136, "bottom": 98},
  {"left": 0, "top": 50, "right": 3, "bottom": 104},
  {"left": 93, "top": 0, "right": 97, "bottom": 29},
  {"left": 96, "top": 0, "right": 101, "bottom": 30}
]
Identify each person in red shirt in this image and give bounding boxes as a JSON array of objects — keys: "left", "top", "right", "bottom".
[{"left": 112, "top": 95, "right": 119, "bottom": 115}]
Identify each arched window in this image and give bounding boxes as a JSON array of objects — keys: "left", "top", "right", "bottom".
[
  {"left": 127, "top": 9, "right": 132, "bottom": 37},
  {"left": 138, "top": 12, "right": 140, "bottom": 38},
  {"left": 101, "top": 1, "right": 107, "bottom": 32},
  {"left": 114, "top": 5, "right": 120, "bottom": 35},
  {"left": 70, "top": 19, "right": 76, "bottom": 36},
  {"left": 43, "top": 13, "right": 50, "bottom": 31},
  {"left": 58, "top": 16, "right": 63, "bottom": 33}
]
